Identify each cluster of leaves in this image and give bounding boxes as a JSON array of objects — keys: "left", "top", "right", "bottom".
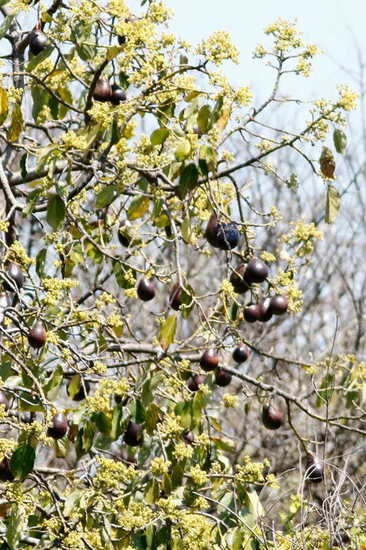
[{"left": 0, "top": 0, "right": 363, "bottom": 549}]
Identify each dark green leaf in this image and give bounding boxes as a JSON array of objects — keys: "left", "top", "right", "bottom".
[
  {"left": 82, "top": 422, "right": 95, "bottom": 453},
  {"left": 95, "top": 186, "right": 117, "bottom": 209},
  {"left": 112, "top": 260, "right": 136, "bottom": 289},
  {"left": 110, "top": 117, "right": 119, "bottom": 146},
  {"left": 231, "top": 302, "right": 238, "bottom": 321},
  {"left": 144, "top": 479, "right": 159, "bottom": 504},
  {"left": 47, "top": 194, "right": 66, "bottom": 231},
  {"left": 35, "top": 248, "right": 47, "bottom": 278},
  {"left": 198, "top": 158, "right": 209, "bottom": 176},
  {"left": 10, "top": 444, "right": 35, "bottom": 480},
  {"left": 134, "top": 399, "right": 146, "bottom": 424},
  {"left": 177, "top": 163, "right": 199, "bottom": 199},
  {"left": 119, "top": 72, "right": 130, "bottom": 89},
  {"left": 92, "top": 412, "right": 112, "bottom": 435},
  {"left": 174, "top": 401, "right": 192, "bottom": 429},
  {"left": 144, "top": 403, "right": 161, "bottom": 435},
  {"left": 19, "top": 153, "right": 27, "bottom": 180},
  {"left": 110, "top": 405, "right": 123, "bottom": 440},
  {"left": 49, "top": 93, "right": 59, "bottom": 119}
]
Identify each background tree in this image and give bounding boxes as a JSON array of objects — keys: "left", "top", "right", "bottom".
[{"left": 0, "top": 1, "right": 362, "bottom": 549}]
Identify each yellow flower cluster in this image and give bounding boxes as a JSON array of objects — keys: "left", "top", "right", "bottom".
[
  {"left": 0, "top": 438, "right": 16, "bottom": 461},
  {"left": 107, "top": 0, "right": 129, "bottom": 18},
  {"left": 235, "top": 456, "right": 276, "bottom": 487},
  {"left": 265, "top": 18, "right": 304, "bottom": 52},
  {"left": 87, "top": 102, "right": 113, "bottom": 129},
  {"left": 220, "top": 279, "right": 235, "bottom": 298},
  {"left": 147, "top": 1, "right": 173, "bottom": 23},
  {"left": 61, "top": 130, "right": 90, "bottom": 151},
  {"left": 282, "top": 220, "right": 323, "bottom": 257},
  {"left": 261, "top": 251, "right": 276, "bottom": 263},
  {"left": 159, "top": 413, "right": 184, "bottom": 439},
  {"left": 223, "top": 393, "right": 239, "bottom": 408},
  {"left": 337, "top": 84, "right": 359, "bottom": 111},
  {"left": 70, "top": 0, "right": 100, "bottom": 21},
  {"left": 173, "top": 441, "right": 193, "bottom": 461},
  {"left": 5, "top": 240, "right": 33, "bottom": 266},
  {"left": 95, "top": 456, "right": 136, "bottom": 490},
  {"left": 95, "top": 292, "right": 116, "bottom": 308},
  {"left": 197, "top": 31, "right": 240, "bottom": 65},
  {"left": 8, "top": 0, "right": 31, "bottom": 15},
  {"left": 172, "top": 512, "right": 216, "bottom": 550},
  {"left": 234, "top": 85, "right": 253, "bottom": 106},
  {"left": 115, "top": 500, "right": 154, "bottom": 530},
  {"left": 151, "top": 456, "right": 171, "bottom": 476},
  {"left": 0, "top": 220, "right": 9, "bottom": 232},
  {"left": 189, "top": 465, "right": 208, "bottom": 486},
  {"left": 42, "top": 277, "right": 79, "bottom": 306},
  {"left": 86, "top": 378, "right": 129, "bottom": 414}
]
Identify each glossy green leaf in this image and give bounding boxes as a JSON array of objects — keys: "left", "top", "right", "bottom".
[
  {"left": 57, "top": 85, "right": 73, "bottom": 119},
  {"left": 10, "top": 444, "right": 35, "bottom": 480},
  {"left": 110, "top": 405, "right": 123, "bottom": 440},
  {"left": 106, "top": 45, "right": 123, "bottom": 60},
  {"left": 150, "top": 127, "right": 169, "bottom": 146}
]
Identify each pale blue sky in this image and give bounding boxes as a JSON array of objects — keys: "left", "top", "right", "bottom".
[{"left": 165, "top": 0, "right": 365, "bottom": 103}]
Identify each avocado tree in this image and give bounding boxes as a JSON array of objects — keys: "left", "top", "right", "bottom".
[{"left": 0, "top": 0, "right": 362, "bottom": 548}]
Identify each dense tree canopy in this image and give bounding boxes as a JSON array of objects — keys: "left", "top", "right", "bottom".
[{"left": 0, "top": 0, "right": 363, "bottom": 548}]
